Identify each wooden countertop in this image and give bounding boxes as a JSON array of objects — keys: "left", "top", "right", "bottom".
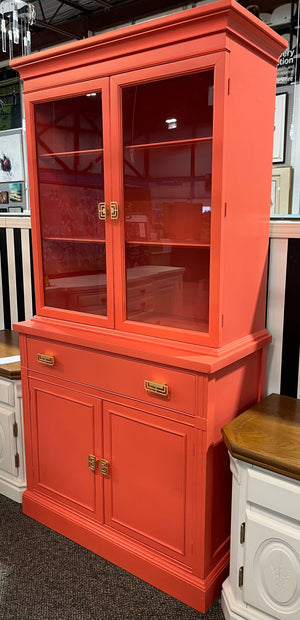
[
  {"left": 222, "top": 393, "right": 300, "bottom": 481},
  {"left": 0, "top": 330, "right": 21, "bottom": 380}
]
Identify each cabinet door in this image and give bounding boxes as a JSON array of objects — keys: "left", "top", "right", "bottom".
[
  {"left": 103, "top": 401, "right": 195, "bottom": 565},
  {"left": 29, "top": 378, "right": 103, "bottom": 520},
  {"left": 29, "top": 79, "right": 114, "bottom": 328},
  {"left": 111, "top": 54, "right": 227, "bottom": 346}
]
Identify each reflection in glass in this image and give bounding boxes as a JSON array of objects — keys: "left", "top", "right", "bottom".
[
  {"left": 34, "top": 92, "right": 107, "bottom": 317},
  {"left": 122, "top": 71, "right": 214, "bottom": 332},
  {"left": 35, "top": 93, "right": 103, "bottom": 154},
  {"left": 124, "top": 142, "right": 212, "bottom": 245},
  {"left": 126, "top": 245, "right": 209, "bottom": 332},
  {"left": 123, "top": 71, "right": 214, "bottom": 145},
  {"left": 37, "top": 152, "right": 105, "bottom": 240},
  {"left": 43, "top": 240, "right": 107, "bottom": 315}
]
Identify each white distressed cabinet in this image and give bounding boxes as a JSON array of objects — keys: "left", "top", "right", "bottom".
[
  {"left": 221, "top": 393, "right": 300, "bottom": 620},
  {"left": 0, "top": 331, "right": 26, "bottom": 502}
]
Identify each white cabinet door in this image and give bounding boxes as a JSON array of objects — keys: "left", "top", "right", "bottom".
[
  {"left": 243, "top": 504, "right": 300, "bottom": 619},
  {"left": 0, "top": 407, "right": 17, "bottom": 476}
]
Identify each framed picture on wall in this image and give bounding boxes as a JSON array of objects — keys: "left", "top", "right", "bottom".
[
  {"left": 273, "top": 93, "right": 287, "bottom": 163},
  {"left": 271, "top": 166, "right": 293, "bottom": 214},
  {"left": 0, "top": 190, "right": 8, "bottom": 204},
  {"left": 0, "top": 130, "right": 24, "bottom": 183}
]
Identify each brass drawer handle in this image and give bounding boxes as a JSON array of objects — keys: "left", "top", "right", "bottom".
[
  {"left": 144, "top": 380, "right": 169, "bottom": 398},
  {"left": 37, "top": 353, "right": 55, "bottom": 366}
]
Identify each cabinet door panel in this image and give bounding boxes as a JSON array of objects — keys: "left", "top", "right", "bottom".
[
  {"left": 29, "top": 379, "right": 102, "bottom": 518},
  {"left": 103, "top": 401, "right": 195, "bottom": 564}
]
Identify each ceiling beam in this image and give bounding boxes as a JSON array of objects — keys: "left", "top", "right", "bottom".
[
  {"left": 34, "top": 19, "right": 83, "bottom": 40},
  {"left": 56, "top": 0, "right": 90, "bottom": 13},
  {"left": 90, "top": 0, "right": 112, "bottom": 8}
]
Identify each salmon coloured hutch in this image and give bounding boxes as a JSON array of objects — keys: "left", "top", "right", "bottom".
[{"left": 12, "top": 1, "right": 286, "bottom": 613}]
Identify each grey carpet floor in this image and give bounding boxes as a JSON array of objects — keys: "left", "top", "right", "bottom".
[{"left": 0, "top": 494, "right": 225, "bottom": 620}]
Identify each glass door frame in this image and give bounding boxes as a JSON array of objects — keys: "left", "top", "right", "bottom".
[
  {"left": 24, "top": 77, "right": 115, "bottom": 328},
  {"left": 110, "top": 53, "right": 229, "bottom": 347}
]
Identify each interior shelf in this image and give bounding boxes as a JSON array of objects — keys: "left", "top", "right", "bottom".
[
  {"left": 38, "top": 148, "right": 104, "bottom": 158},
  {"left": 124, "top": 137, "right": 213, "bottom": 150},
  {"left": 43, "top": 237, "right": 106, "bottom": 244},
  {"left": 125, "top": 240, "right": 210, "bottom": 248}
]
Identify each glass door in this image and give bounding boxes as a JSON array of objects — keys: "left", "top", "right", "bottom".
[
  {"left": 34, "top": 86, "right": 112, "bottom": 323},
  {"left": 111, "top": 60, "right": 221, "bottom": 343}
]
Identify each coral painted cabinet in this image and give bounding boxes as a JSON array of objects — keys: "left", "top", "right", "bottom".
[{"left": 12, "top": 0, "right": 286, "bottom": 614}]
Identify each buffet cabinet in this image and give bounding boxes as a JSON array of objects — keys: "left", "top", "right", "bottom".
[
  {"left": 222, "top": 394, "right": 300, "bottom": 620},
  {"left": 12, "top": 0, "right": 286, "bottom": 613}
]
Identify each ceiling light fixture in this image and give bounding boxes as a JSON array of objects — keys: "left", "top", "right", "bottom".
[{"left": 0, "top": 1, "right": 35, "bottom": 58}]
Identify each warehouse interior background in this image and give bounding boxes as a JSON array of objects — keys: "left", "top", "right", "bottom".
[{"left": 0, "top": 0, "right": 299, "bottom": 398}]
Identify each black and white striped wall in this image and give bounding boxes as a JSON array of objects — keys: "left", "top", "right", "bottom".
[
  {"left": 0, "top": 217, "right": 298, "bottom": 398},
  {"left": 0, "top": 217, "right": 35, "bottom": 330}
]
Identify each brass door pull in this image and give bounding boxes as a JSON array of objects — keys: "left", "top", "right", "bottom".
[
  {"left": 100, "top": 458, "right": 110, "bottom": 476},
  {"left": 37, "top": 353, "right": 55, "bottom": 366},
  {"left": 98, "top": 202, "right": 109, "bottom": 220},
  {"left": 144, "top": 380, "right": 169, "bottom": 398},
  {"left": 88, "top": 455, "right": 99, "bottom": 471},
  {"left": 110, "top": 201, "right": 119, "bottom": 220}
]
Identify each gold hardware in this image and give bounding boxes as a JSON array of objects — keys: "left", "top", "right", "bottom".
[
  {"left": 88, "top": 454, "right": 99, "bottom": 472},
  {"left": 13, "top": 422, "right": 18, "bottom": 438},
  {"left": 110, "top": 201, "right": 119, "bottom": 220},
  {"left": 239, "top": 567, "right": 244, "bottom": 588},
  {"left": 15, "top": 453, "right": 20, "bottom": 468},
  {"left": 100, "top": 458, "right": 109, "bottom": 476},
  {"left": 240, "top": 522, "right": 245, "bottom": 544},
  {"left": 144, "top": 380, "right": 169, "bottom": 398},
  {"left": 98, "top": 202, "right": 108, "bottom": 220},
  {"left": 37, "top": 353, "right": 55, "bottom": 366}
]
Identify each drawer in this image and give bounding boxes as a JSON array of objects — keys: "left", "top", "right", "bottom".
[
  {"left": 247, "top": 467, "right": 300, "bottom": 522},
  {"left": 27, "top": 338, "right": 196, "bottom": 415},
  {"left": 0, "top": 378, "right": 14, "bottom": 406}
]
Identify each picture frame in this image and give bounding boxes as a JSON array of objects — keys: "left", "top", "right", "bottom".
[
  {"left": 271, "top": 166, "right": 293, "bottom": 214},
  {"left": 0, "top": 130, "right": 24, "bottom": 182},
  {"left": 273, "top": 93, "right": 287, "bottom": 163}
]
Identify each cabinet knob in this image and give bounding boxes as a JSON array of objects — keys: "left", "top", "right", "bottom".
[
  {"left": 37, "top": 353, "right": 55, "bottom": 366},
  {"left": 144, "top": 380, "right": 169, "bottom": 398}
]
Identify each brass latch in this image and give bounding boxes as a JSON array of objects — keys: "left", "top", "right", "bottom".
[
  {"left": 144, "top": 380, "right": 169, "bottom": 398},
  {"left": 15, "top": 453, "right": 20, "bottom": 468},
  {"left": 88, "top": 454, "right": 99, "bottom": 472},
  {"left": 100, "top": 458, "right": 109, "bottom": 477},
  {"left": 239, "top": 566, "right": 244, "bottom": 588},
  {"left": 240, "top": 522, "right": 245, "bottom": 544}
]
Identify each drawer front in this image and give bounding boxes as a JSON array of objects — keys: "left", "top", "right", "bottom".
[
  {"left": 0, "top": 378, "right": 14, "bottom": 406},
  {"left": 247, "top": 467, "right": 300, "bottom": 522},
  {"left": 27, "top": 338, "right": 196, "bottom": 415}
]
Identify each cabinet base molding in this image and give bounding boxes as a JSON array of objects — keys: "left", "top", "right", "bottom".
[
  {"left": 23, "top": 490, "right": 229, "bottom": 613},
  {"left": 222, "top": 578, "right": 270, "bottom": 620},
  {"left": 0, "top": 475, "right": 26, "bottom": 503}
]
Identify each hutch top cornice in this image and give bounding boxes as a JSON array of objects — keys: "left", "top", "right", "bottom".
[{"left": 11, "top": 0, "right": 285, "bottom": 87}]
